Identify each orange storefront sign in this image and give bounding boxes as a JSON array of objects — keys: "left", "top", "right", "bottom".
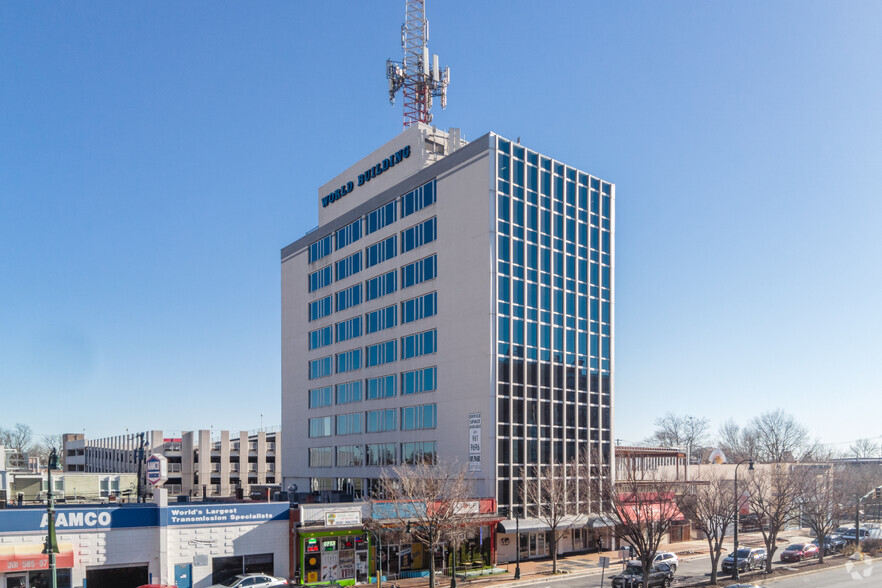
[{"left": 0, "top": 543, "right": 75, "bottom": 572}]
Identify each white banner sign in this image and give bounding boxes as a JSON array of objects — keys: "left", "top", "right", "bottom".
[{"left": 468, "top": 412, "right": 481, "bottom": 472}]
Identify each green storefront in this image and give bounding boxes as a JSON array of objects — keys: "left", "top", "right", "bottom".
[{"left": 296, "top": 527, "right": 371, "bottom": 586}]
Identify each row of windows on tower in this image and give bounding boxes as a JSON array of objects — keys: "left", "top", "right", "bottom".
[
  {"left": 308, "top": 366, "right": 436, "bottom": 408},
  {"left": 308, "top": 292, "right": 437, "bottom": 350},
  {"left": 309, "top": 255, "right": 437, "bottom": 322},
  {"left": 308, "top": 403, "right": 437, "bottom": 438},
  {"left": 308, "top": 217, "right": 437, "bottom": 292},
  {"left": 308, "top": 441, "right": 437, "bottom": 468},
  {"left": 308, "top": 181, "right": 437, "bottom": 264},
  {"left": 308, "top": 329, "right": 437, "bottom": 379}
]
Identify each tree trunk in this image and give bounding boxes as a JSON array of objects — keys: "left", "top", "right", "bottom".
[
  {"left": 817, "top": 532, "right": 825, "bottom": 564},
  {"left": 551, "top": 530, "right": 558, "bottom": 574},
  {"left": 428, "top": 543, "right": 436, "bottom": 588},
  {"left": 707, "top": 540, "right": 720, "bottom": 585}
]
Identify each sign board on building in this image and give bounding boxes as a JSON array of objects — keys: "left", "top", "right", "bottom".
[
  {"left": 145, "top": 454, "right": 168, "bottom": 486},
  {"left": 325, "top": 510, "right": 362, "bottom": 527},
  {"left": 468, "top": 412, "right": 481, "bottom": 472}
]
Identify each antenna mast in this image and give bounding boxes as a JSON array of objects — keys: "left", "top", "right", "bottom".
[{"left": 386, "top": 0, "right": 450, "bottom": 129}]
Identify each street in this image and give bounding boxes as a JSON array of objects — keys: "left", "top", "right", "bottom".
[{"left": 508, "top": 552, "right": 868, "bottom": 588}]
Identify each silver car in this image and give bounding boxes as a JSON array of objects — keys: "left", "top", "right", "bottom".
[{"left": 207, "top": 573, "right": 289, "bottom": 587}]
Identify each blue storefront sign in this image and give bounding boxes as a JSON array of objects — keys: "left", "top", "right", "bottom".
[{"left": 0, "top": 502, "right": 289, "bottom": 534}]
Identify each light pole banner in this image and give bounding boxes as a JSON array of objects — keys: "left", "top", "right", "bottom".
[{"left": 468, "top": 412, "right": 481, "bottom": 472}]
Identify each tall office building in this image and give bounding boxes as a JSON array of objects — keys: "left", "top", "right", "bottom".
[{"left": 281, "top": 124, "right": 614, "bottom": 513}]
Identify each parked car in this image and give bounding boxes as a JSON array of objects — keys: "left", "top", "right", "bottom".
[
  {"left": 207, "top": 574, "right": 288, "bottom": 588},
  {"left": 721, "top": 547, "right": 766, "bottom": 573},
  {"left": 812, "top": 534, "right": 846, "bottom": 554},
  {"left": 780, "top": 543, "right": 819, "bottom": 562},
  {"left": 653, "top": 551, "right": 680, "bottom": 572},
  {"left": 611, "top": 561, "right": 674, "bottom": 588}
]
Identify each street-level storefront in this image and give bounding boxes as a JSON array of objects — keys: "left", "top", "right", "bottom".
[
  {"left": 0, "top": 491, "right": 290, "bottom": 588},
  {"left": 495, "top": 515, "right": 616, "bottom": 563}
]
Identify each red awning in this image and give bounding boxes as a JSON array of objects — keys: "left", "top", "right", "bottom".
[
  {"left": 616, "top": 501, "right": 684, "bottom": 523},
  {"left": 0, "top": 543, "right": 75, "bottom": 573}
]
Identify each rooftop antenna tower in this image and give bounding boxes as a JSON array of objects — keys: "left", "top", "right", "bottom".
[{"left": 386, "top": 0, "right": 450, "bottom": 129}]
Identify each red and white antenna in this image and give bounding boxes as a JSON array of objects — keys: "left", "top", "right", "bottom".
[{"left": 386, "top": 0, "right": 450, "bottom": 129}]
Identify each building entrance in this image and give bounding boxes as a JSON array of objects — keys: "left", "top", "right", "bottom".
[
  {"left": 5, "top": 574, "right": 26, "bottom": 588},
  {"left": 85, "top": 565, "right": 148, "bottom": 588}
]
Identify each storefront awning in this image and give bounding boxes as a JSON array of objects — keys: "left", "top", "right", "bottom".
[
  {"left": 0, "top": 543, "right": 75, "bottom": 573},
  {"left": 496, "top": 514, "right": 586, "bottom": 534},
  {"left": 586, "top": 514, "right": 617, "bottom": 528}
]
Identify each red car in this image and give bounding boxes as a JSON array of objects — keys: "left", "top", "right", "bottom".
[{"left": 780, "top": 543, "right": 819, "bottom": 562}]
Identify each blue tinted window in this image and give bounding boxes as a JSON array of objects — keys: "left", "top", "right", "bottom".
[
  {"left": 336, "top": 284, "right": 362, "bottom": 312},
  {"left": 401, "top": 403, "right": 436, "bottom": 431},
  {"left": 402, "top": 441, "right": 436, "bottom": 465},
  {"left": 402, "top": 366, "right": 437, "bottom": 395},
  {"left": 401, "top": 217, "right": 437, "bottom": 253},
  {"left": 402, "top": 292, "right": 437, "bottom": 324},
  {"left": 336, "top": 349, "right": 361, "bottom": 374},
  {"left": 336, "top": 251, "right": 362, "bottom": 281},
  {"left": 309, "top": 295, "right": 332, "bottom": 321},
  {"left": 401, "top": 329, "right": 437, "bottom": 359},
  {"left": 335, "top": 412, "right": 362, "bottom": 435},
  {"left": 365, "top": 270, "right": 397, "bottom": 301},
  {"left": 365, "top": 305, "right": 397, "bottom": 334},
  {"left": 308, "top": 326, "right": 333, "bottom": 350},
  {"left": 366, "top": 443, "right": 396, "bottom": 466},
  {"left": 365, "top": 201, "right": 397, "bottom": 235},
  {"left": 336, "top": 220, "right": 362, "bottom": 250},
  {"left": 366, "top": 409, "right": 396, "bottom": 433},
  {"left": 365, "top": 339, "right": 397, "bottom": 367},
  {"left": 401, "top": 180, "right": 436, "bottom": 218},
  {"left": 365, "top": 235, "right": 397, "bottom": 268},
  {"left": 308, "top": 386, "right": 332, "bottom": 408},
  {"left": 309, "top": 356, "right": 332, "bottom": 380},
  {"left": 308, "top": 417, "right": 332, "bottom": 438},
  {"left": 308, "top": 266, "right": 332, "bottom": 292},
  {"left": 366, "top": 374, "right": 396, "bottom": 399},
  {"left": 308, "top": 235, "right": 332, "bottom": 263},
  {"left": 335, "top": 316, "right": 362, "bottom": 343},
  {"left": 401, "top": 255, "right": 437, "bottom": 289}
]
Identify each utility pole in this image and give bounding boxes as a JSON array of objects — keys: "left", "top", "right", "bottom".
[{"left": 43, "top": 448, "right": 60, "bottom": 588}]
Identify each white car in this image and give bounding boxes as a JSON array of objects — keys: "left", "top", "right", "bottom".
[
  {"left": 208, "top": 573, "right": 288, "bottom": 587},
  {"left": 653, "top": 551, "right": 679, "bottom": 571}
]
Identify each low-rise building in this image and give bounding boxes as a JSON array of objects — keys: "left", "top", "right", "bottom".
[{"left": 62, "top": 429, "right": 281, "bottom": 499}]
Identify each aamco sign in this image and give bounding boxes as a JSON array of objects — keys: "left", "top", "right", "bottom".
[{"left": 146, "top": 453, "right": 168, "bottom": 486}]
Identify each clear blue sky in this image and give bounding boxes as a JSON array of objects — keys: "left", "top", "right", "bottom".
[{"left": 2, "top": 2, "right": 880, "bottom": 450}]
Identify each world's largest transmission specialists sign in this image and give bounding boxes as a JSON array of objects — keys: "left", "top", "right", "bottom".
[
  {"left": 146, "top": 454, "right": 168, "bottom": 486},
  {"left": 322, "top": 145, "right": 411, "bottom": 208}
]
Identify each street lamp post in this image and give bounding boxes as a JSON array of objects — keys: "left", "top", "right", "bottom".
[
  {"left": 732, "top": 459, "right": 754, "bottom": 581},
  {"left": 514, "top": 513, "right": 521, "bottom": 580},
  {"left": 366, "top": 529, "right": 383, "bottom": 588}
]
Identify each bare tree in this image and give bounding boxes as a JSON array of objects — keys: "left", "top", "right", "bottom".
[
  {"left": 369, "top": 459, "right": 476, "bottom": 588},
  {"left": 585, "top": 448, "right": 684, "bottom": 588},
  {"left": 520, "top": 462, "right": 582, "bottom": 574},
  {"left": 0, "top": 423, "right": 34, "bottom": 452},
  {"left": 676, "top": 471, "right": 733, "bottom": 584},
  {"left": 746, "top": 465, "right": 804, "bottom": 572},
  {"left": 31, "top": 434, "right": 64, "bottom": 468},
  {"left": 848, "top": 438, "right": 881, "bottom": 459},
  {"left": 717, "top": 419, "right": 758, "bottom": 463},
  {"left": 797, "top": 464, "right": 850, "bottom": 563},
  {"left": 750, "top": 410, "right": 809, "bottom": 463},
  {"left": 650, "top": 414, "right": 710, "bottom": 462}
]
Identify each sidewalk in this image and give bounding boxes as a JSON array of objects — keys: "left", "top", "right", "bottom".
[{"left": 388, "top": 530, "right": 814, "bottom": 588}]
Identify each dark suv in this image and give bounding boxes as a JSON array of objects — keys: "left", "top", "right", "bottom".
[
  {"left": 611, "top": 561, "right": 674, "bottom": 588},
  {"left": 813, "top": 534, "right": 846, "bottom": 554},
  {"left": 721, "top": 547, "right": 766, "bottom": 573}
]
